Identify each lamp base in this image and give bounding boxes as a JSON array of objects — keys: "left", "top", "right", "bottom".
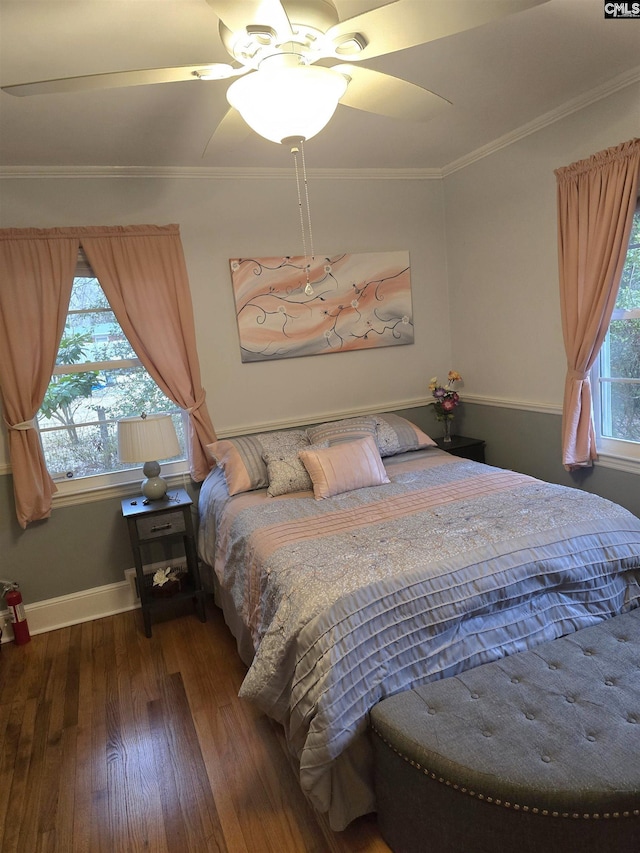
[{"left": 142, "top": 461, "right": 168, "bottom": 501}]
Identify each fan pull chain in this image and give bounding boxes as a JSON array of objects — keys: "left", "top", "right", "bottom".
[
  {"left": 291, "top": 139, "right": 315, "bottom": 296},
  {"left": 291, "top": 145, "right": 308, "bottom": 276},
  {"left": 300, "top": 139, "right": 315, "bottom": 276}
]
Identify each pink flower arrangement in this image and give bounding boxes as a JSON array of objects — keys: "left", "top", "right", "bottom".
[{"left": 429, "top": 371, "right": 462, "bottom": 422}]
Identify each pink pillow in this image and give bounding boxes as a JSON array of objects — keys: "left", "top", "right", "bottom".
[
  {"left": 206, "top": 438, "right": 264, "bottom": 496},
  {"left": 298, "top": 435, "right": 390, "bottom": 500}
]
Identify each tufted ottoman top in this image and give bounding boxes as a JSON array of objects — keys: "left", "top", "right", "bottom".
[{"left": 371, "top": 609, "right": 640, "bottom": 818}]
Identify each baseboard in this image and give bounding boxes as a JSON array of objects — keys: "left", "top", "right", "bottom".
[
  {"left": 0, "top": 558, "right": 203, "bottom": 643},
  {"left": 1, "top": 578, "right": 138, "bottom": 643}
]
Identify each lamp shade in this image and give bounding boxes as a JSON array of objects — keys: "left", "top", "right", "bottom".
[
  {"left": 226, "top": 55, "right": 348, "bottom": 144},
  {"left": 117, "top": 414, "right": 181, "bottom": 465}
]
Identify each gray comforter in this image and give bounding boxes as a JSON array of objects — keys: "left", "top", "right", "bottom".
[{"left": 198, "top": 449, "right": 640, "bottom": 829}]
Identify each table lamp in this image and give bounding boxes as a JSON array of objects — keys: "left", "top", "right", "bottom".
[{"left": 117, "top": 413, "right": 181, "bottom": 500}]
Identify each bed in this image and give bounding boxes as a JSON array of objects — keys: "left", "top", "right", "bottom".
[{"left": 197, "top": 413, "right": 640, "bottom": 831}]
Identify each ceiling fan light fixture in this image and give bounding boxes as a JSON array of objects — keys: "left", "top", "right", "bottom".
[
  {"left": 226, "top": 54, "right": 347, "bottom": 144},
  {"left": 333, "top": 32, "right": 368, "bottom": 57},
  {"left": 245, "top": 25, "right": 278, "bottom": 46}
]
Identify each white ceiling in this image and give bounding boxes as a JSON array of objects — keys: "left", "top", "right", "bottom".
[{"left": 0, "top": 0, "right": 639, "bottom": 172}]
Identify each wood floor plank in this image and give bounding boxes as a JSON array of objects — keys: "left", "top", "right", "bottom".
[
  {"left": 109, "top": 611, "right": 164, "bottom": 853},
  {"left": 148, "top": 691, "right": 192, "bottom": 852},
  {"left": 38, "top": 628, "right": 72, "bottom": 838},
  {"left": 0, "top": 600, "right": 391, "bottom": 852},
  {"left": 63, "top": 623, "right": 82, "bottom": 729},
  {"left": 104, "top": 608, "right": 145, "bottom": 853},
  {"left": 128, "top": 608, "right": 164, "bottom": 706},
  {"left": 0, "top": 640, "right": 23, "bottom": 707},
  {"left": 54, "top": 726, "right": 78, "bottom": 852},
  {"left": 89, "top": 617, "right": 109, "bottom": 799},
  {"left": 193, "top": 707, "right": 252, "bottom": 853},
  {"left": 249, "top": 712, "right": 334, "bottom": 853},
  {"left": 0, "top": 700, "right": 31, "bottom": 853},
  {"left": 72, "top": 620, "right": 95, "bottom": 853},
  {"left": 89, "top": 618, "right": 111, "bottom": 852},
  {"left": 218, "top": 700, "right": 311, "bottom": 853},
  {"left": 148, "top": 671, "right": 227, "bottom": 852},
  {"left": 0, "top": 701, "right": 12, "bottom": 832},
  {"left": 13, "top": 695, "right": 44, "bottom": 853}
]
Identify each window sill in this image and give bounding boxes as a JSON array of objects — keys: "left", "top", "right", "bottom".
[
  {"left": 596, "top": 444, "right": 640, "bottom": 476},
  {"left": 50, "top": 463, "right": 191, "bottom": 508}
]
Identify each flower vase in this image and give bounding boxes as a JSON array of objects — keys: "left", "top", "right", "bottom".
[{"left": 443, "top": 419, "right": 452, "bottom": 443}]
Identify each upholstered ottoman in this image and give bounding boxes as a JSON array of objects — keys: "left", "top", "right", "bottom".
[{"left": 371, "top": 609, "right": 640, "bottom": 853}]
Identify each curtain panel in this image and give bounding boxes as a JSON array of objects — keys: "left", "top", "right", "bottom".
[
  {"left": 79, "top": 225, "right": 217, "bottom": 482},
  {"left": 0, "top": 230, "right": 79, "bottom": 527},
  {"left": 555, "top": 138, "right": 640, "bottom": 470},
  {"left": 0, "top": 224, "right": 216, "bottom": 527}
]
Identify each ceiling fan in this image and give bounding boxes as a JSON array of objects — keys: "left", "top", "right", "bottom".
[{"left": 1, "top": 0, "right": 549, "bottom": 150}]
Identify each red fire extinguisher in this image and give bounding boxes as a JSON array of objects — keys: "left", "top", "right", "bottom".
[{"left": 2, "top": 581, "right": 31, "bottom": 645}]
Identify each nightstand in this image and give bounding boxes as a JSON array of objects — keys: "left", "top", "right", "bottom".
[
  {"left": 121, "top": 488, "right": 206, "bottom": 637},
  {"left": 434, "top": 435, "right": 486, "bottom": 463}
]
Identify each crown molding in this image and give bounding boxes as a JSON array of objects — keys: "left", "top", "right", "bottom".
[
  {"left": 441, "top": 66, "right": 640, "bottom": 177},
  {"left": 0, "top": 164, "right": 441, "bottom": 181},
  {"left": 2, "top": 67, "right": 638, "bottom": 183}
]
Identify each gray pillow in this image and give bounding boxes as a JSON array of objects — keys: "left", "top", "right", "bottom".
[
  {"left": 374, "top": 413, "right": 436, "bottom": 457},
  {"left": 260, "top": 430, "right": 313, "bottom": 497},
  {"left": 306, "top": 415, "right": 378, "bottom": 447}
]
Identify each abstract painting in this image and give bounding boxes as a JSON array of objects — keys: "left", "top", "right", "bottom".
[{"left": 230, "top": 251, "right": 413, "bottom": 362}]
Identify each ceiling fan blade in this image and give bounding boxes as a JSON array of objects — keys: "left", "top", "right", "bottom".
[
  {"left": 1, "top": 64, "right": 244, "bottom": 97},
  {"left": 205, "top": 0, "right": 293, "bottom": 39},
  {"left": 202, "top": 107, "right": 253, "bottom": 157},
  {"left": 334, "top": 65, "right": 450, "bottom": 122},
  {"left": 327, "top": 0, "right": 550, "bottom": 62}
]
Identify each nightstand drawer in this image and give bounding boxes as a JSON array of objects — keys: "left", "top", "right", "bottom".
[{"left": 136, "top": 511, "right": 186, "bottom": 540}]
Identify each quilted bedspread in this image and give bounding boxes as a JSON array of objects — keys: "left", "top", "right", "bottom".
[{"left": 198, "top": 449, "right": 640, "bottom": 830}]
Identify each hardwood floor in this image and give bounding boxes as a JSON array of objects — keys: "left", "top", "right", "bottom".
[{"left": 0, "top": 599, "right": 391, "bottom": 853}]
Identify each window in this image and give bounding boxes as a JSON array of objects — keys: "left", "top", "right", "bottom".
[
  {"left": 36, "top": 254, "right": 186, "bottom": 494},
  {"left": 592, "top": 200, "right": 640, "bottom": 464}
]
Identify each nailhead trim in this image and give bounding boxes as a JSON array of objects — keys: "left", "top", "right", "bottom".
[{"left": 371, "top": 726, "right": 640, "bottom": 820}]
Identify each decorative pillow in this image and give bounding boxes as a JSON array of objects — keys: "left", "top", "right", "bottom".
[
  {"left": 206, "top": 434, "right": 269, "bottom": 496},
  {"left": 374, "top": 413, "right": 436, "bottom": 457},
  {"left": 206, "top": 428, "right": 310, "bottom": 496},
  {"left": 306, "top": 415, "right": 379, "bottom": 447},
  {"left": 299, "top": 435, "right": 390, "bottom": 500},
  {"left": 259, "top": 430, "right": 313, "bottom": 497}
]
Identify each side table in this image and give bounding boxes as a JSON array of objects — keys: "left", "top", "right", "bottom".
[
  {"left": 121, "top": 488, "right": 206, "bottom": 637},
  {"left": 434, "top": 435, "right": 486, "bottom": 463}
]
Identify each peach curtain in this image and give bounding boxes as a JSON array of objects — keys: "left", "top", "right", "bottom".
[
  {"left": 0, "top": 223, "right": 216, "bottom": 527},
  {"left": 0, "top": 229, "right": 79, "bottom": 527},
  {"left": 555, "top": 138, "right": 640, "bottom": 470},
  {"left": 79, "top": 225, "right": 216, "bottom": 482}
]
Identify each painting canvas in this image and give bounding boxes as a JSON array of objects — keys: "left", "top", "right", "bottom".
[{"left": 230, "top": 251, "right": 413, "bottom": 362}]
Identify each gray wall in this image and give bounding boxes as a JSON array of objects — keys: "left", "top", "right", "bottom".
[
  {"left": 0, "top": 472, "right": 200, "bottom": 602},
  {"left": 458, "top": 404, "right": 640, "bottom": 519}
]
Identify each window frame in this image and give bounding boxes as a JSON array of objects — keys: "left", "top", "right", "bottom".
[{"left": 591, "top": 199, "right": 640, "bottom": 472}]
